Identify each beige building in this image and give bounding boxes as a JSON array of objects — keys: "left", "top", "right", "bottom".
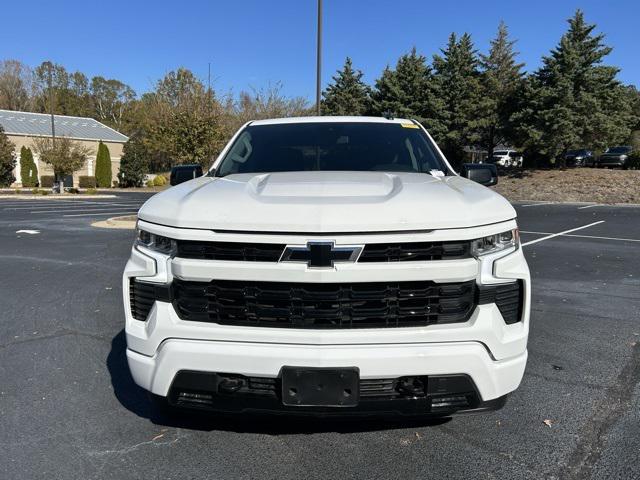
[{"left": 0, "top": 109, "right": 128, "bottom": 187}]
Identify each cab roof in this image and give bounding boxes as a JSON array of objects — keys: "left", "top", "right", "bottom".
[{"left": 249, "top": 116, "right": 416, "bottom": 126}]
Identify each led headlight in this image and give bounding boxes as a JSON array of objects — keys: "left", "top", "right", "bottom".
[
  {"left": 471, "top": 229, "right": 519, "bottom": 257},
  {"left": 135, "top": 226, "right": 177, "bottom": 255}
]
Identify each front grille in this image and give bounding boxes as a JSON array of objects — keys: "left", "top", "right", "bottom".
[
  {"left": 358, "top": 241, "right": 470, "bottom": 262},
  {"left": 174, "top": 240, "right": 471, "bottom": 263},
  {"left": 176, "top": 240, "right": 285, "bottom": 262},
  {"left": 172, "top": 279, "right": 477, "bottom": 328}
]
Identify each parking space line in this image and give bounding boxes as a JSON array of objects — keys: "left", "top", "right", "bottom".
[
  {"left": 4, "top": 202, "right": 142, "bottom": 210},
  {"left": 577, "top": 204, "right": 603, "bottom": 210},
  {"left": 62, "top": 211, "right": 138, "bottom": 217},
  {"left": 521, "top": 229, "right": 640, "bottom": 243},
  {"left": 521, "top": 202, "right": 553, "bottom": 207},
  {"left": 28, "top": 205, "right": 141, "bottom": 213},
  {"left": 521, "top": 221, "right": 605, "bottom": 247}
]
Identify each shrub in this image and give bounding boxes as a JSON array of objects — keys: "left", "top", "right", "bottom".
[
  {"left": 146, "top": 179, "right": 155, "bottom": 188},
  {"left": 31, "top": 188, "right": 40, "bottom": 194},
  {"left": 20, "top": 146, "right": 38, "bottom": 187},
  {"left": 67, "top": 187, "right": 80, "bottom": 194},
  {"left": 78, "top": 176, "right": 97, "bottom": 188},
  {"left": 153, "top": 174, "right": 167, "bottom": 186},
  {"left": 627, "top": 152, "right": 640, "bottom": 170},
  {"left": 117, "top": 138, "right": 149, "bottom": 187},
  {"left": 40, "top": 190, "right": 49, "bottom": 196},
  {"left": 86, "top": 187, "right": 97, "bottom": 194},
  {"left": 95, "top": 141, "right": 112, "bottom": 187},
  {"left": 40, "top": 175, "right": 54, "bottom": 188}
]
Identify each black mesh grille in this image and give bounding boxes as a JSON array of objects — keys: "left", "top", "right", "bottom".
[
  {"left": 172, "top": 279, "right": 477, "bottom": 328},
  {"left": 478, "top": 280, "right": 524, "bottom": 324},
  {"left": 175, "top": 240, "right": 471, "bottom": 262},
  {"left": 176, "top": 240, "right": 285, "bottom": 262},
  {"left": 358, "top": 241, "right": 470, "bottom": 262}
]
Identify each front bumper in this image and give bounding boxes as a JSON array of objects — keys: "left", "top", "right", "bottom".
[{"left": 124, "top": 219, "right": 530, "bottom": 414}]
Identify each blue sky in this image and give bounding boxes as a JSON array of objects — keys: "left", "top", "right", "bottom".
[{"left": 1, "top": 0, "right": 638, "bottom": 100}]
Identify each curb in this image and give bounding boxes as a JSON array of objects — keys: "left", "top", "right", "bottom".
[{"left": 92, "top": 215, "right": 137, "bottom": 229}]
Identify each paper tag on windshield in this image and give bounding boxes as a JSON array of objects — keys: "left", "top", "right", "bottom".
[{"left": 429, "top": 169, "right": 445, "bottom": 177}]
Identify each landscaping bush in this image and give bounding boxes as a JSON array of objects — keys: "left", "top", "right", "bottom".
[
  {"left": 86, "top": 187, "right": 97, "bottom": 195},
  {"left": 78, "top": 176, "right": 97, "bottom": 188},
  {"left": 67, "top": 187, "right": 80, "bottom": 194},
  {"left": 146, "top": 179, "right": 155, "bottom": 187},
  {"left": 19, "top": 146, "right": 38, "bottom": 187},
  {"left": 31, "top": 188, "right": 40, "bottom": 194},
  {"left": 40, "top": 175, "right": 54, "bottom": 188},
  {"left": 153, "top": 175, "right": 167, "bottom": 186},
  {"left": 95, "top": 141, "right": 112, "bottom": 187},
  {"left": 627, "top": 152, "right": 640, "bottom": 170}
]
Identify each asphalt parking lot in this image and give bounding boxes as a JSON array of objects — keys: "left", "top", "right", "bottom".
[{"left": 1, "top": 193, "right": 639, "bottom": 479}]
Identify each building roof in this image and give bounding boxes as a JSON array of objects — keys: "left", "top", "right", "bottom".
[{"left": 0, "top": 109, "right": 128, "bottom": 143}]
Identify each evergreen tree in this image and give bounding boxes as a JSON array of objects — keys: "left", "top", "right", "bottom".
[
  {"left": 322, "top": 57, "right": 371, "bottom": 116},
  {"left": 478, "top": 22, "right": 524, "bottom": 158},
  {"left": 95, "top": 141, "right": 112, "bottom": 187},
  {"left": 0, "top": 126, "right": 16, "bottom": 187},
  {"left": 19, "top": 146, "right": 38, "bottom": 187},
  {"left": 118, "top": 137, "right": 149, "bottom": 188},
  {"left": 432, "top": 33, "right": 484, "bottom": 167},
  {"left": 514, "top": 10, "right": 636, "bottom": 167},
  {"left": 371, "top": 48, "right": 445, "bottom": 138}
]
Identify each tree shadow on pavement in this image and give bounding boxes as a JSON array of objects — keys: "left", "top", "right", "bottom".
[{"left": 107, "top": 329, "right": 452, "bottom": 434}]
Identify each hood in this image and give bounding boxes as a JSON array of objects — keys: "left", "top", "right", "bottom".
[{"left": 138, "top": 171, "right": 516, "bottom": 232}]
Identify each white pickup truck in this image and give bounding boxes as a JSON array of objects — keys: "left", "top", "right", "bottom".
[{"left": 123, "top": 116, "right": 530, "bottom": 417}]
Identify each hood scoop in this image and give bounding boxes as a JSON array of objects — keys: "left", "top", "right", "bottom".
[{"left": 247, "top": 172, "right": 401, "bottom": 199}]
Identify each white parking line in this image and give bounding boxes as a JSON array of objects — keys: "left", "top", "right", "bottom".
[
  {"left": 521, "top": 221, "right": 605, "bottom": 247},
  {"left": 521, "top": 202, "right": 553, "bottom": 207},
  {"left": 577, "top": 204, "right": 603, "bottom": 210},
  {"left": 4, "top": 201, "right": 142, "bottom": 210},
  {"left": 29, "top": 205, "right": 141, "bottom": 213},
  {"left": 62, "top": 211, "right": 138, "bottom": 217},
  {"left": 521, "top": 229, "right": 640, "bottom": 243}
]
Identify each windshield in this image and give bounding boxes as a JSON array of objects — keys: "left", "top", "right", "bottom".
[
  {"left": 493, "top": 151, "right": 509, "bottom": 156},
  {"left": 215, "top": 122, "right": 449, "bottom": 177},
  {"left": 606, "top": 146, "right": 631, "bottom": 154}
]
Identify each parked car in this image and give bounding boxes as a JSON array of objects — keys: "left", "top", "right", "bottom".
[
  {"left": 564, "top": 149, "right": 595, "bottom": 167},
  {"left": 124, "top": 117, "right": 530, "bottom": 417},
  {"left": 487, "top": 150, "right": 523, "bottom": 168},
  {"left": 596, "top": 146, "right": 633, "bottom": 169},
  {"left": 170, "top": 164, "right": 203, "bottom": 185}
]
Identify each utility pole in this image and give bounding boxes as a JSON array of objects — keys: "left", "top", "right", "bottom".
[
  {"left": 315, "top": 0, "right": 322, "bottom": 115},
  {"left": 47, "top": 62, "right": 62, "bottom": 193}
]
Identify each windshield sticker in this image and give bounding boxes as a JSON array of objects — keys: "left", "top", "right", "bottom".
[{"left": 400, "top": 123, "right": 419, "bottom": 129}]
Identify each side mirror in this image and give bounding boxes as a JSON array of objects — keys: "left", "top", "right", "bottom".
[{"left": 461, "top": 163, "right": 498, "bottom": 186}]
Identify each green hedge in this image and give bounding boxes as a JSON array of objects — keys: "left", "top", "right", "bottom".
[
  {"left": 78, "top": 176, "right": 97, "bottom": 188},
  {"left": 40, "top": 175, "right": 54, "bottom": 188},
  {"left": 627, "top": 152, "right": 640, "bottom": 170}
]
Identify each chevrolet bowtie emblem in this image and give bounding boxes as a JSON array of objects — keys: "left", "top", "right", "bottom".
[{"left": 281, "top": 242, "right": 362, "bottom": 268}]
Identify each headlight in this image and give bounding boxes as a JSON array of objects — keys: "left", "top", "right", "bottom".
[
  {"left": 620, "top": 155, "right": 628, "bottom": 160},
  {"left": 471, "top": 229, "right": 519, "bottom": 257},
  {"left": 575, "top": 156, "right": 583, "bottom": 160},
  {"left": 135, "top": 226, "right": 177, "bottom": 255}
]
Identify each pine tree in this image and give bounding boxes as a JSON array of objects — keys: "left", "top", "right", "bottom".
[
  {"left": 432, "top": 33, "right": 484, "bottom": 167},
  {"left": 118, "top": 137, "right": 149, "bottom": 188},
  {"left": 322, "top": 57, "right": 371, "bottom": 116},
  {"left": 371, "top": 48, "right": 445, "bottom": 138},
  {"left": 478, "top": 22, "right": 524, "bottom": 158},
  {"left": 514, "top": 10, "right": 636, "bottom": 167},
  {"left": 0, "top": 126, "right": 16, "bottom": 187},
  {"left": 19, "top": 146, "right": 38, "bottom": 187},
  {"left": 95, "top": 141, "right": 112, "bottom": 187}
]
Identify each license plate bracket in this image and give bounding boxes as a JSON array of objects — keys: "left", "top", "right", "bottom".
[{"left": 281, "top": 367, "right": 359, "bottom": 407}]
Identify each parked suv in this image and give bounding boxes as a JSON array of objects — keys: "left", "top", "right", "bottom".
[
  {"left": 565, "top": 149, "right": 595, "bottom": 167},
  {"left": 487, "top": 150, "right": 523, "bottom": 168},
  {"left": 596, "top": 146, "right": 633, "bottom": 169},
  {"left": 124, "top": 117, "right": 530, "bottom": 417}
]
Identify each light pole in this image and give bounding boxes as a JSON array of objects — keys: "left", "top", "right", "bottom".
[{"left": 315, "top": 0, "right": 322, "bottom": 115}]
